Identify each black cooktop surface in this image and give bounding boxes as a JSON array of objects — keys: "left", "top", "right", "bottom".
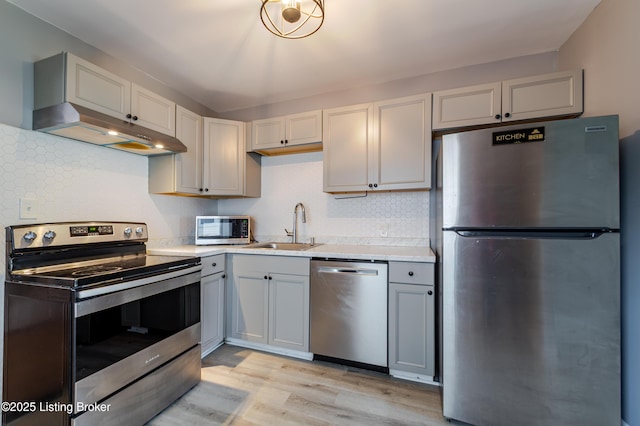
[{"left": 9, "top": 254, "right": 200, "bottom": 288}]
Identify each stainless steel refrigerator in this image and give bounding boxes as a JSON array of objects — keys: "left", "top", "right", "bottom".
[{"left": 436, "top": 115, "right": 621, "bottom": 425}]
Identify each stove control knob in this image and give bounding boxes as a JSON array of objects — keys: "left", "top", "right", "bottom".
[
  {"left": 23, "top": 231, "right": 37, "bottom": 242},
  {"left": 43, "top": 230, "right": 56, "bottom": 241},
  {"left": 124, "top": 227, "right": 132, "bottom": 237},
  {"left": 135, "top": 227, "right": 144, "bottom": 236}
]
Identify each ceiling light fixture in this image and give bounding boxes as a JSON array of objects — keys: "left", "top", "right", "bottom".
[{"left": 260, "top": 0, "right": 324, "bottom": 39}]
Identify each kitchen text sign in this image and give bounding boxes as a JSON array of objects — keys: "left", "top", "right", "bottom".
[{"left": 493, "top": 127, "right": 545, "bottom": 145}]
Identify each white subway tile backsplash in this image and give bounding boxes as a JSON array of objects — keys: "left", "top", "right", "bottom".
[
  {"left": 218, "top": 152, "right": 429, "bottom": 246},
  {"left": 0, "top": 123, "right": 216, "bottom": 277}
]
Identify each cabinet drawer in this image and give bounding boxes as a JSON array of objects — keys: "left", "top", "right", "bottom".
[
  {"left": 389, "top": 262, "right": 434, "bottom": 285},
  {"left": 201, "top": 254, "right": 225, "bottom": 277}
]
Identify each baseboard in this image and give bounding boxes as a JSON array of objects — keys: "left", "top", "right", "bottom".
[
  {"left": 201, "top": 340, "right": 224, "bottom": 358},
  {"left": 389, "top": 369, "right": 440, "bottom": 386},
  {"left": 225, "top": 338, "right": 314, "bottom": 361}
]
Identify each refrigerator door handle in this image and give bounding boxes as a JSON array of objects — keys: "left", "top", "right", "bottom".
[{"left": 453, "top": 229, "right": 613, "bottom": 239}]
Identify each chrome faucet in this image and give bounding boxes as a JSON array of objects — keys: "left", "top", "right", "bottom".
[{"left": 285, "top": 202, "right": 306, "bottom": 243}]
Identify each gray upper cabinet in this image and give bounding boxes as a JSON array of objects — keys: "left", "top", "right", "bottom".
[
  {"left": 204, "top": 118, "right": 260, "bottom": 197},
  {"left": 149, "top": 113, "right": 261, "bottom": 198},
  {"left": 59, "top": 52, "right": 176, "bottom": 136},
  {"left": 322, "top": 103, "right": 372, "bottom": 192},
  {"left": 432, "top": 69, "right": 583, "bottom": 130},
  {"left": 250, "top": 110, "right": 322, "bottom": 155},
  {"left": 62, "top": 52, "right": 131, "bottom": 120},
  {"left": 323, "top": 93, "right": 432, "bottom": 193},
  {"left": 130, "top": 83, "right": 176, "bottom": 136},
  {"left": 149, "top": 105, "right": 203, "bottom": 195}
]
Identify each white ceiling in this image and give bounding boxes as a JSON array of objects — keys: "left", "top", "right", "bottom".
[{"left": 8, "top": 0, "right": 600, "bottom": 114}]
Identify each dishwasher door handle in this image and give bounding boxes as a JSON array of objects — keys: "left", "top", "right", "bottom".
[{"left": 316, "top": 267, "right": 379, "bottom": 276}]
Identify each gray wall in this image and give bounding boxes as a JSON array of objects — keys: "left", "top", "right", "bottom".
[
  {"left": 559, "top": 0, "right": 640, "bottom": 424},
  {"left": 0, "top": 1, "right": 220, "bottom": 403},
  {"left": 0, "top": 0, "right": 216, "bottom": 130},
  {"left": 219, "top": 52, "right": 559, "bottom": 122}
]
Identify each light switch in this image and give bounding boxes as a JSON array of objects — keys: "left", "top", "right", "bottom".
[{"left": 20, "top": 198, "right": 38, "bottom": 219}]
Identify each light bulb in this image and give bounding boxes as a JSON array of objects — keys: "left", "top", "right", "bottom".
[{"left": 282, "top": 0, "right": 301, "bottom": 23}]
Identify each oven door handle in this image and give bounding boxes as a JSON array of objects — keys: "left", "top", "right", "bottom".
[{"left": 75, "top": 265, "right": 202, "bottom": 317}]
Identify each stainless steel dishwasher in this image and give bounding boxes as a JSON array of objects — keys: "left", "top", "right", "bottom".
[{"left": 310, "top": 259, "right": 388, "bottom": 369}]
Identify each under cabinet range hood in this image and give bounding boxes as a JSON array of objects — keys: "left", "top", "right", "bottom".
[
  {"left": 33, "top": 102, "right": 187, "bottom": 156},
  {"left": 32, "top": 51, "right": 187, "bottom": 156}
]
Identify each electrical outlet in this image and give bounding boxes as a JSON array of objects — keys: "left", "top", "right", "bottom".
[{"left": 20, "top": 198, "right": 38, "bottom": 219}]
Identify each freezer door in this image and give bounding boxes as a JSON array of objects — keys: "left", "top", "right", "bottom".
[
  {"left": 442, "top": 231, "right": 620, "bottom": 426},
  {"left": 443, "top": 115, "right": 619, "bottom": 229}
]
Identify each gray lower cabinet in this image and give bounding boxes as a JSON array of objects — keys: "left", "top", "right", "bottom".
[
  {"left": 388, "top": 261, "right": 435, "bottom": 382},
  {"left": 201, "top": 254, "right": 225, "bottom": 357},
  {"left": 229, "top": 255, "right": 310, "bottom": 352}
]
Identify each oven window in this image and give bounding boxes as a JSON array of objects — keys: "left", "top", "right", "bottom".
[{"left": 75, "top": 282, "right": 199, "bottom": 381}]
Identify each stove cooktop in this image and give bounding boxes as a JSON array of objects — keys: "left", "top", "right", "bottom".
[{"left": 9, "top": 254, "right": 200, "bottom": 289}]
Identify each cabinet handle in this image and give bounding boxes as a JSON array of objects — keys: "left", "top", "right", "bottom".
[
  {"left": 408, "top": 271, "right": 414, "bottom": 276},
  {"left": 212, "top": 262, "right": 217, "bottom": 267},
  {"left": 199, "top": 188, "right": 203, "bottom": 192},
  {"left": 373, "top": 183, "right": 378, "bottom": 188},
  {"left": 204, "top": 188, "right": 209, "bottom": 192},
  {"left": 264, "top": 275, "right": 268, "bottom": 280},
  {"left": 504, "top": 112, "right": 511, "bottom": 118},
  {"left": 281, "top": 140, "right": 285, "bottom": 144},
  {"left": 284, "top": 139, "right": 288, "bottom": 145},
  {"left": 368, "top": 183, "right": 373, "bottom": 188},
  {"left": 268, "top": 276, "right": 272, "bottom": 280},
  {"left": 126, "top": 113, "right": 132, "bottom": 119},
  {"left": 132, "top": 115, "right": 138, "bottom": 121},
  {"left": 428, "top": 290, "right": 433, "bottom": 296},
  {"left": 222, "top": 274, "right": 226, "bottom": 279},
  {"left": 495, "top": 114, "right": 501, "bottom": 120}
]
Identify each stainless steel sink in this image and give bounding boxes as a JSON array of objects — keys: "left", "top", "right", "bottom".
[{"left": 242, "top": 242, "right": 321, "bottom": 251}]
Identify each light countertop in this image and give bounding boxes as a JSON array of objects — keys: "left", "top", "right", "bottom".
[{"left": 147, "top": 243, "right": 435, "bottom": 263}]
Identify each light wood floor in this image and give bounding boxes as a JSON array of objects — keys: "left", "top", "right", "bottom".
[{"left": 148, "top": 344, "right": 451, "bottom": 425}]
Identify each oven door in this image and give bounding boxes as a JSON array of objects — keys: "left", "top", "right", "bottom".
[{"left": 73, "top": 268, "right": 201, "bottom": 411}]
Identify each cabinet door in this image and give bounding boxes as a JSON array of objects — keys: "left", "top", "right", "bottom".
[
  {"left": 131, "top": 83, "right": 176, "bottom": 136},
  {"left": 502, "top": 69, "right": 583, "bottom": 122},
  {"left": 373, "top": 94, "right": 432, "bottom": 190},
  {"left": 251, "top": 117, "right": 285, "bottom": 150},
  {"left": 201, "top": 270, "right": 225, "bottom": 356},
  {"left": 286, "top": 110, "right": 322, "bottom": 146},
  {"left": 174, "top": 106, "right": 203, "bottom": 194},
  {"left": 268, "top": 273, "right": 309, "bottom": 351},
  {"left": 204, "top": 118, "right": 245, "bottom": 196},
  {"left": 432, "top": 82, "right": 502, "bottom": 130},
  {"left": 323, "top": 103, "right": 373, "bottom": 192},
  {"left": 389, "top": 283, "right": 435, "bottom": 377},
  {"left": 231, "top": 271, "right": 268, "bottom": 344},
  {"left": 65, "top": 53, "right": 130, "bottom": 120}
]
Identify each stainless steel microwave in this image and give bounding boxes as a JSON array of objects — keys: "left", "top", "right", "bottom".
[{"left": 195, "top": 216, "right": 251, "bottom": 245}]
